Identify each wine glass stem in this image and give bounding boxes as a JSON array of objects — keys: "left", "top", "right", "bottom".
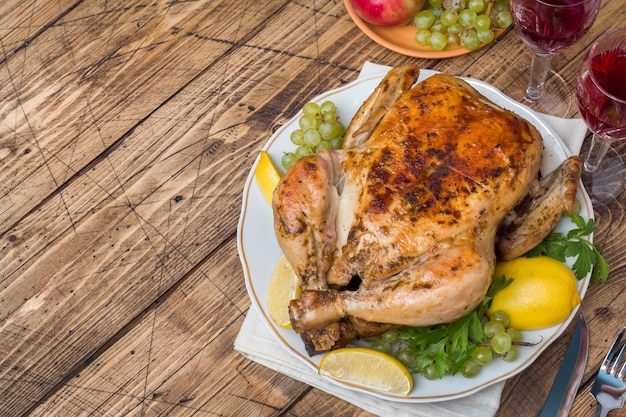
[
  {"left": 526, "top": 53, "right": 553, "bottom": 100},
  {"left": 583, "top": 133, "right": 611, "bottom": 172}
]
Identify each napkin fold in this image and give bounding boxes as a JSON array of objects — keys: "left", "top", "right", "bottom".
[{"left": 234, "top": 61, "right": 589, "bottom": 417}]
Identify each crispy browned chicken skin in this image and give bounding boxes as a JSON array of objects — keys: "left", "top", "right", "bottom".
[{"left": 272, "top": 65, "right": 578, "bottom": 355}]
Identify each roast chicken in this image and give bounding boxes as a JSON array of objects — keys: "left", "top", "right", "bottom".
[{"left": 272, "top": 65, "right": 581, "bottom": 355}]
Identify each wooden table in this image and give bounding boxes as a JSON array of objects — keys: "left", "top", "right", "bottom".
[{"left": 1, "top": 1, "right": 624, "bottom": 416}]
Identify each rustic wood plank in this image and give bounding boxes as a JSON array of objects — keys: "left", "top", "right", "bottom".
[
  {"left": 25, "top": 236, "right": 372, "bottom": 416},
  {"left": 0, "top": 0, "right": 286, "bottom": 235},
  {"left": 0, "top": 69, "right": 251, "bottom": 414},
  {"left": 289, "top": 389, "right": 377, "bottom": 417},
  {"left": 0, "top": 0, "right": 80, "bottom": 57},
  {"left": 25, "top": 238, "right": 312, "bottom": 416}
]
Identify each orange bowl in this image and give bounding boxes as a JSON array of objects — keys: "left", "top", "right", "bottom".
[{"left": 344, "top": 0, "right": 507, "bottom": 58}]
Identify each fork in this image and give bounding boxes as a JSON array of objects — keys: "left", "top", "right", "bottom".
[{"left": 591, "top": 326, "right": 626, "bottom": 417}]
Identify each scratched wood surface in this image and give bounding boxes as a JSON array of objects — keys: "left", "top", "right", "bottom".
[{"left": 0, "top": 0, "right": 625, "bottom": 416}]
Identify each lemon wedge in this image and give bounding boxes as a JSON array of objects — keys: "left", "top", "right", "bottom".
[
  {"left": 268, "top": 255, "right": 301, "bottom": 328},
  {"left": 255, "top": 151, "right": 282, "bottom": 205},
  {"left": 488, "top": 256, "right": 581, "bottom": 330},
  {"left": 319, "top": 347, "right": 414, "bottom": 395}
]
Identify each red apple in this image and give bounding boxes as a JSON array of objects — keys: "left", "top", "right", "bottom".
[{"left": 349, "top": 0, "right": 425, "bottom": 27}]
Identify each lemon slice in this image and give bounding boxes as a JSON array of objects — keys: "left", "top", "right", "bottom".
[
  {"left": 268, "top": 255, "right": 301, "bottom": 328},
  {"left": 319, "top": 347, "right": 414, "bottom": 395},
  {"left": 255, "top": 151, "right": 282, "bottom": 205}
]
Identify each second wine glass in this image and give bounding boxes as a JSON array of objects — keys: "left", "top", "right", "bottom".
[
  {"left": 576, "top": 26, "right": 626, "bottom": 202},
  {"left": 499, "top": 0, "right": 601, "bottom": 116}
]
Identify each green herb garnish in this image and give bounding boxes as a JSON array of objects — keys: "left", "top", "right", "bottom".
[
  {"left": 395, "top": 276, "right": 513, "bottom": 379},
  {"left": 524, "top": 212, "right": 609, "bottom": 284}
]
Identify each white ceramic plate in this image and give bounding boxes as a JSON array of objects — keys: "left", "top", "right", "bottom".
[{"left": 237, "top": 70, "right": 593, "bottom": 402}]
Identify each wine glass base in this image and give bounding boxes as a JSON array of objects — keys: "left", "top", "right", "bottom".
[
  {"left": 497, "top": 65, "right": 572, "bottom": 117},
  {"left": 582, "top": 146, "right": 626, "bottom": 204}
]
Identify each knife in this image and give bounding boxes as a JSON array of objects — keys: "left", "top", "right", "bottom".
[{"left": 538, "top": 312, "right": 589, "bottom": 417}]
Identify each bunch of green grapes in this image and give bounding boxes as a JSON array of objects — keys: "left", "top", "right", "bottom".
[
  {"left": 281, "top": 101, "right": 346, "bottom": 170},
  {"left": 413, "top": 0, "right": 513, "bottom": 52},
  {"left": 366, "top": 309, "right": 523, "bottom": 380},
  {"left": 458, "top": 310, "right": 522, "bottom": 378}
]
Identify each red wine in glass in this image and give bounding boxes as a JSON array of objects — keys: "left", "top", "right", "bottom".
[
  {"left": 575, "top": 26, "right": 626, "bottom": 202},
  {"left": 512, "top": 0, "right": 601, "bottom": 54},
  {"left": 576, "top": 49, "right": 626, "bottom": 139},
  {"left": 498, "top": 0, "right": 601, "bottom": 116}
]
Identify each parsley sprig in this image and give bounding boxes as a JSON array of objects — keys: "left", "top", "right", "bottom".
[
  {"left": 396, "top": 276, "right": 512, "bottom": 379},
  {"left": 524, "top": 212, "right": 609, "bottom": 284},
  {"left": 387, "top": 212, "right": 608, "bottom": 379}
]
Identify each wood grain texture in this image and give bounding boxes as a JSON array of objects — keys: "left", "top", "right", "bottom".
[
  {"left": 0, "top": 0, "right": 284, "bottom": 233},
  {"left": 1, "top": 0, "right": 625, "bottom": 416}
]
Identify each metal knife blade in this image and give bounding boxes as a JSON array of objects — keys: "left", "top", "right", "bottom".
[{"left": 538, "top": 312, "right": 589, "bottom": 417}]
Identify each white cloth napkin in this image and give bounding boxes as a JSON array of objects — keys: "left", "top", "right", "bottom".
[{"left": 234, "top": 61, "right": 589, "bottom": 417}]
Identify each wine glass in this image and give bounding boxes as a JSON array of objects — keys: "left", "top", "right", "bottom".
[
  {"left": 498, "top": 0, "right": 601, "bottom": 116},
  {"left": 576, "top": 26, "right": 626, "bottom": 202}
]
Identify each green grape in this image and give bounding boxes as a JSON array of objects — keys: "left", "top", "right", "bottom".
[
  {"left": 317, "top": 140, "right": 332, "bottom": 150},
  {"left": 322, "top": 111, "right": 337, "bottom": 122},
  {"left": 468, "top": 0, "right": 485, "bottom": 12},
  {"left": 492, "top": 331, "right": 512, "bottom": 354},
  {"left": 414, "top": 0, "right": 506, "bottom": 51},
  {"left": 320, "top": 100, "right": 336, "bottom": 114},
  {"left": 460, "top": 359, "right": 481, "bottom": 377},
  {"left": 474, "top": 14, "right": 491, "bottom": 31},
  {"left": 431, "top": 21, "right": 448, "bottom": 34},
  {"left": 491, "top": 310, "right": 510, "bottom": 327},
  {"left": 472, "top": 346, "right": 493, "bottom": 366},
  {"left": 381, "top": 329, "right": 399, "bottom": 344},
  {"left": 415, "top": 29, "right": 432, "bottom": 45},
  {"left": 507, "top": 327, "right": 523, "bottom": 343},
  {"left": 495, "top": 10, "right": 513, "bottom": 28},
  {"left": 440, "top": 9, "right": 458, "bottom": 26},
  {"left": 303, "top": 128, "right": 322, "bottom": 147},
  {"left": 295, "top": 145, "right": 313, "bottom": 158},
  {"left": 329, "top": 136, "right": 343, "bottom": 149},
  {"left": 459, "top": 9, "right": 477, "bottom": 27},
  {"left": 484, "top": 319, "right": 505, "bottom": 338},
  {"left": 290, "top": 129, "right": 305, "bottom": 146},
  {"left": 281, "top": 152, "right": 298, "bottom": 169},
  {"left": 447, "top": 22, "right": 463, "bottom": 34},
  {"left": 371, "top": 339, "right": 392, "bottom": 354},
  {"left": 477, "top": 29, "right": 494, "bottom": 43},
  {"left": 502, "top": 345, "right": 519, "bottom": 362},
  {"left": 430, "top": 5, "right": 444, "bottom": 18},
  {"left": 460, "top": 29, "right": 480, "bottom": 50},
  {"left": 302, "top": 102, "right": 321, "bottom": 117},
  {"left": 422, "top": 364, "right": 439, "bottom": 380},
  {"left": 492, "top": 0, "right": 509, "bottom": 14},
  {"left": 395, "top": 348, "right": 414, "bottom": 366},
  {"left": 447, "top": 32, "right": 461, "bottom": 47},
  {"left": 318, "top": 120, "right": 344, "bottom": 141},
  {"left": 429, "top": 31, "right": 448, "bottom": 51},
  {"left": 286, "top": 99, "right": 344, "bottom": 161},
  {"left": 299, "top": 114, "right": 319, "bottom": 131},
  {"left": 444, "top": 0, "right": 466, "bottom": 12},
  {"left": 414, "top": 10, "right": 436, "bottom": 29}
]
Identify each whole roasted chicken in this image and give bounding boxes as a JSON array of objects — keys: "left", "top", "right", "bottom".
[{"left": 272, "top": 65, "right": 581, "bottom": 355}]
